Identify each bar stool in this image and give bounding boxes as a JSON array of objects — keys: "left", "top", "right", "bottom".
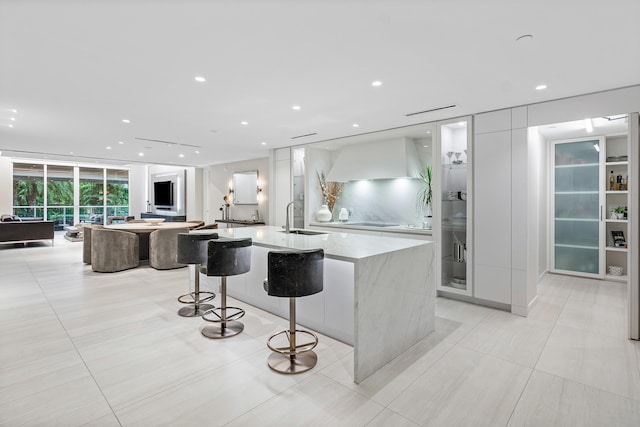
[
  {"left": 263, "top": 248, "right": 324, "bottom": 374},
  {"left": 175, "top": 232, "right": 218, "bottom": 317},
  {"left": 201, "top": 237, "right": 252, "bottom": 339}
]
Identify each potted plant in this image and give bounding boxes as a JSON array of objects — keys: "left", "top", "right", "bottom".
[
  {"left": 417, "top": 165, "right": 432, "bottom": 229},
  {"left": 614, "top": 206, "right": 627, "bottom": 220}
]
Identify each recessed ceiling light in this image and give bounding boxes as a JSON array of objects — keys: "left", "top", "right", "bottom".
[
  {"left": 371, "top": 80, "right": 382, "bottom": 87},
  {"left": 179, "top": 154, "right": 184, "bottom": 158},
  {"left": 194, "top": 76, "right": 206, "bottom": 82},
  {"left": 261, "top": 142, "right": 267, "bottom": 146},
  {"left": 536, "top": 84, "right": 547, "bottom": 91},
  {"left": 195, "top": 150, "right": 200, "bottom": 154},
  {"left": 10, "top": 117, "right": 15, "bottom": 121},
  {"left": 118, "top": 141, "right": 124, "bottom": 144},
  {"left": 423, "top": 145, "right": 429, "bottom": 148},
  {"left": 241, "top": 121, "right": 248, "bottom": 126},
  {"left": 138, "top": 152, "right": 144, "bottom": 157},
  {"left": 292, "top": 105, "right": 301, "bottom": 110},
  {"left": 352, "top": 123, "right": 359, "bottom": 128},
  {"left": 10, "top": 109, "right": 17, "bottom": 113},
  {"left": 122, "top": 119, "right": 131, "bottom": 123},
  {"left": 69, "top": 151, "right": 74, "bottom": 155},
  {"left": 8, "top": 124, "right": 13, "bottom": 128},
  {"left": 106, "top": 146, "right": 112, "bottom": 150}
]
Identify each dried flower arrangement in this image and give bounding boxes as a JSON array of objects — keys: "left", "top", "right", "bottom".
[{"left": 317, "top": 170, "right": 344, "bottom": 215}]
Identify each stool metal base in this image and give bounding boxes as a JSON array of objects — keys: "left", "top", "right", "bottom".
[
  {"left": 267, "top": 351, "right": 317, "bottom": 374},
  {"left": 200, "top": 321, "right": 244, "bottom": 339},
  {"left": 178, "top": 303, "right": 215, "bottom": 317}
]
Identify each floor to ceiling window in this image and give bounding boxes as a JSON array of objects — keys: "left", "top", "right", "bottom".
[
  {"left": 79, "top": 167, "right": 105, "bottom": 223},
  {"left": 46, "top": 165, "right": 74, "bottom": 228},
  {"left": 12, "top": 163, "right": 44, "bottom": 219},
  {"left": 12, "top": 162, "right": 129, "bottom": 226},
  {"left": 106, "top": 169, "right": 129, "bottom": 219}
]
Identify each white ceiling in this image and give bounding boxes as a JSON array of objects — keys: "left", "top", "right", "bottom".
[{"left": 1, "top": 1, "right": 639, "bottom": 167}]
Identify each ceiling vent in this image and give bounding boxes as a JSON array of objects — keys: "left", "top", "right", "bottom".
[
  {"left": 405, "top": 104, "right": 457, "bottom": 117},
  {"left": 291, "top": 133, "right": 318, "bottom": 139},
  {"left": 135, "top": 137, "right": 200, "bottom": 148}
]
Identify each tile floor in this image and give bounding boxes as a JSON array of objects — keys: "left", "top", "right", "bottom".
[{"left": 1, "top": 233, "right": 639, "bottom": 426}]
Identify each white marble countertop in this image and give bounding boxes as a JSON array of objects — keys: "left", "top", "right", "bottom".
[
  {"left": 192, "top": 225, "right": 429, "bottom": 262},
  {"left": 309, "top": 221, "right": 432, "bottom": 235}
]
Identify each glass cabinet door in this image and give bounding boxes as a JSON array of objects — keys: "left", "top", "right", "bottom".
[
  {"left": 436, "top": 118, "right": 472, "bottom": 295},
  {"left": 551, "top": 137, "right": 604, "bottom": 277}
]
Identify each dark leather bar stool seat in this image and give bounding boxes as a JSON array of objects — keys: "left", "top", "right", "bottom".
[
  {"left": 175, "top": 232, "right": 218, "bottom": 317},
  {"left": 263, "top": 248, "right": 324, "bottom": 374},
  {"left": 200, "top": 237, "right": 252, "bottom": 339}
]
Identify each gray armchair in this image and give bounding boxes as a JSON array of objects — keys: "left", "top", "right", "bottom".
[
  {"left": 82, "top": 224, "right": 104, "bottom": 264},
  {"left": 149, "top": 227, "right": 189, "bottom": 270},
  {"left": 91, "top": 228, "right": 139, "bottom": 272}
]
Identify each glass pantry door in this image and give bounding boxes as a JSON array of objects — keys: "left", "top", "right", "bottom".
[{"left": 551, "top": 136, "right": 604, "bottom": 277}]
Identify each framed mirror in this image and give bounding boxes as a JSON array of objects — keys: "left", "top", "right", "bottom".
[{"left": 233, "top": 170, "right": 259, "bottom": 204}]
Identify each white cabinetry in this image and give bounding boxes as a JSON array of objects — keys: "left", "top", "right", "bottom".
[{"left": 224, "top": 245, "right": 355, "bottom": 344}]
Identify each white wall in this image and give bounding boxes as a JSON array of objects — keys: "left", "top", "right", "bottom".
[
  {"left": 206, "top": 157, "right": 269, "bottom": 224},
  {"left": 127, "top": 164, "right": 147, "bottom": 219},
  {"left": 0, "top": 157, "right": 12, "bottom": 214}
]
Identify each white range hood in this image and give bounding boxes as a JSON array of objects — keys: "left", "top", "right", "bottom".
[{"left": 326, "top": 137, "right": 421, "bottom": 182}]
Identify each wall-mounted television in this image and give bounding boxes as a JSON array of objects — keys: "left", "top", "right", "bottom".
[{"left": 153, "top": 180, "right": 174, "bottom": 209}]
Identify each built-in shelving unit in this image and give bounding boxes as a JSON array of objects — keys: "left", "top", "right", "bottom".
[
  {"left": 604, "top": 134, "right": 629, "bottom": 282},
  {"left": 435, "top": 118, "right": 472, "bottom": 297}
]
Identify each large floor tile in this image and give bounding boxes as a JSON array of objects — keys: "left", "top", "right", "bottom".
[
  {"left": 568, "top": 279, "right": 627, "bottom": 309},
  {"left": 366, "top": 408, "right": 420, "bottom": 427},
  {"left": 556, "top": 298, "right": 627, "bottom": 339},
  {"left": 458, "top": 309, "right": 554, "bottom": 367},
  {"left": 225, "top": 373, "right": 385, "bottom": 427},
  {"left": 0, "top": 350, "right": 89, "bottom": 405},
  {"left": 321, "top": 329, "right": 453, "bottom": 406},
  {"left": 114, "top": 351, "right": 306, "bottom": 426},
  {"left": 434, "top": 298, "right": 495, "bottom": 344},
  {"left": 508, "top": 370, "right": 640, "bottom": 427},
  {"left": 536, "top": 324, "right": 640, "bottom": 400},
  {"left": 388, "top": 346, "right": 531, "bottom": 427},
  {"left": 0, "top": 376, "right": 113, "bottom": 426}
]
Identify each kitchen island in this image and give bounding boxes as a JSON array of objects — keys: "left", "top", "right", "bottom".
[{"left": 195, "top": 226, "right": 435, "bottom": 383}]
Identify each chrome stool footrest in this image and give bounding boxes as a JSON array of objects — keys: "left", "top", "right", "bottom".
[
  {"left": 200, "top": 306, "right": 245, "bottom": 339},
  {"left": 266, "top": 329, "right": 318, "bottom": 355},
  {"left": 177, "top": 291, "right": 216, "bottom": 317},
  {"left": 266, "top": 329, "right": 319, "bottom": 374},
  {"left": 201, "top": 306, "right": 245, "bottom": 323},
  {"left": 177, "top": 291, "right": 215, "bottom": 304}
]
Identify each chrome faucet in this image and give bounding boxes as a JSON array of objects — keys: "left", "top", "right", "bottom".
[{"left": 285, "top": 201, "right": 300, "bottom": 233}]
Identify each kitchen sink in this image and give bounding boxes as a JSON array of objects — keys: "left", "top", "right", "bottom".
[{"left": 278, "top": 229, "right": 328, "bottom": 235}]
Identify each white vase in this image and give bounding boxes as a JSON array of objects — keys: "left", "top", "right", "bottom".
[{"left": 316, "top": 204, "right": 332, "bottom": 222}]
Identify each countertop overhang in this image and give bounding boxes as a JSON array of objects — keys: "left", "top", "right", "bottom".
[{"left": 193, "top": 225, "right": 430, "bottom": 262}]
